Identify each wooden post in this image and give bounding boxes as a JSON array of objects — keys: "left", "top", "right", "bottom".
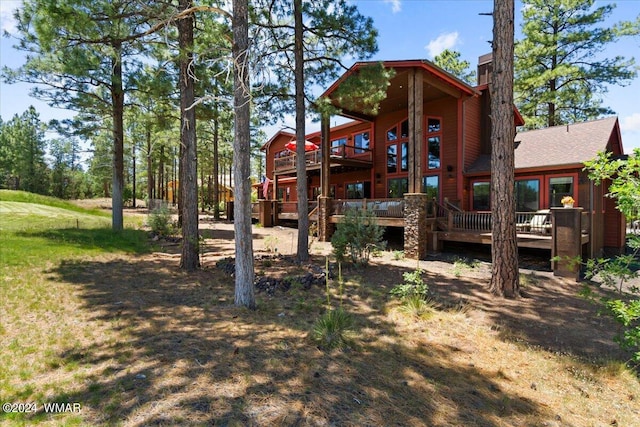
[
  {"left": 551, "top": 207, "right": 583, "bottom": 280},
  {"left": 320, "top": 114, "right": 331, "bottom": 197},
  {"left": 258, "top": 199, "right": 273, "bottom": 227},
  {"left": 318, "top": 195, "right": 334, "bottom": 242},
  {"left": 407, "top": 69, "right": 423, "bottom": 193}
]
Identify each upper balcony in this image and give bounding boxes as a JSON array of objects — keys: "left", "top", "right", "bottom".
[{"left": 273, "top": 144, "right": 373, "bottom": 174}]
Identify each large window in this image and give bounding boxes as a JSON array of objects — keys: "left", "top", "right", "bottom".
[
  {"left": 387, "top": 144, "right": 397, "bottom": 173},
  {"left": 549, "top": 177, "right": 574, "bottom": 207},
  {"left": 346, "top": 182, "right": 370, "bottom": 199},
  {"left": 423, "top": 175, "right": 439, "bottom": 199},
  {"left": 354, "top": 132, "right": 370, "bottom": 154},
  {"left": 426, "top": 117, "right": 441, "bottom": 169},
  {"left": 388, "top": 177, "right": 408, "bottom": 198},
  {"left": 387, "top": 142, "right": 408, "bottom": 174},
  {"left": 515, "top": 179, "right": 540, "bottom": 212},
  {"left": 473, "top": 182, "right": 490, "bottom": 211}
]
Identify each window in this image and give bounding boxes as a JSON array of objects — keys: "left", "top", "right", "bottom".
[
  {"left": 388, "top": 178, "right": 408, "bottom": 198},
  {"left": 427, "top": 137, "right": 440, "bottom": 169},
  {"left": 426, "top": 117, "right": 441, "bottom": 169},
  {"left": 400, "top": 119, "right": 409, "bottom": 138},
  {"left": 428, "top": 118, "right": 441, "bottom": 133},
  {"left": 346, "top": 182, "right": 370, "bottom": 199},
  {"left": 354, "top": 132, "right": 370, "bottom": 154},
  {"left": 331, "top": 137, "right": 346, "bottom": 155},
  {"left": 515, "top": 179, "right": 539, "bottom": 212},
  {"left": 387, "top": 145, "right": 397, "bottom": 173},
  {"left": 277, "top": 187, "right": 291, "bottom": 201},
  {"left": 473, "top": 182, "right": 490, "bottom": 211},
  {"left": 422, "top": 175, "right": 439, "bottom": 199},
  {"left": 387, "top": 126, "right": 397, "bottom": 141},
  {"left": 549, "top": 177, "right": 574, "bottom": 207}
]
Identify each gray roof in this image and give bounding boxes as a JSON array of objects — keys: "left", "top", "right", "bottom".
[{"left": 467, "top": 117, "right": 619, "bottom": 173}]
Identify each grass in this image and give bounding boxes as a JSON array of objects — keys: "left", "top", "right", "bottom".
[{"left": 1, "top": 191, "right": 639, "bottom": 426}]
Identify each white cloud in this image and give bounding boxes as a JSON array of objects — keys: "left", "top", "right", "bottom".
[
  {"left": 622, "top": 113, "right": 640, "bottom": 132},
  {"left": 0, "top": 1, "right": 21, "bottom": 35},
  {"left": 425, "top": 31, "right": 460, "bottom": 58},
  {"left": 383, "top": 0, "right": 401, "bottom": 14}
]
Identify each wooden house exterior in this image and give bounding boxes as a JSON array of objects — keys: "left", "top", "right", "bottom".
[{"left": 259, "top": 57, "right": 626, "bottom": 259}]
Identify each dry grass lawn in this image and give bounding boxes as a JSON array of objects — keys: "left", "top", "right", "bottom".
[{"left": 1, "top": 204, "right": 639, "bottom": 426}]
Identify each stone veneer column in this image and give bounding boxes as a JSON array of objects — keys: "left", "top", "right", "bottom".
[
  {"left": 551, "top": 207, "right": 583, "bottom": 281},
  {"left": 404, "top": 193, "right": 428, "bottom": 260},
  {"left": 318, "top": 196, "right": 334, "bottom": 242}
]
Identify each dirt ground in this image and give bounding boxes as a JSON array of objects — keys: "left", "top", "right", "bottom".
[
  {"left": 36, "top": 201, "right": 637, "bottom": 425},
  {"left": 168, "top": 216, "right": 631, "bottom": 362},
  {"left": 76, "top": 198, "right": 636, "bottom": 361}
]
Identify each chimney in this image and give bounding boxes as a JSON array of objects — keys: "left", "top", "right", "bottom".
[{"left": 477, "top": 53, "right": 493, "bottom": 85}]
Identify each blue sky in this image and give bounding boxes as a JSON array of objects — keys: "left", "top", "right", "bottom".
[{"left": 1, "top": 0, "right": 640, "bottom": 150}]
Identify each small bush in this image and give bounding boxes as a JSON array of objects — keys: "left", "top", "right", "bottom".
[
  {"left": 312, "top": 308, "right": 354, "bottom": 350},
  {"left": 147, "top": 207, "right": 172, "bottom": 236},
  {"left": 331, "top": 207, "right": 386, "bottom": 266},
  {"left": 390, "top": 268, "right": 428, "bottom": 300}
]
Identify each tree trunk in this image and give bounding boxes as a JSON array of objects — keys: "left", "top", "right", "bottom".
[
  {"left": 132, "top": 140, "right": 136, "bottom": 208},
  {"left": 294, "top": 0, "right": 309, "bottom": 262},
  {"left": 178, "top": 0, "right": 199, "bottom": 271},
  {"left": 489, "top": 0, "right": 519, "bottom": 297},
  {"left": 146, "top": 128, "right": 154, "bottom": 204},
  {"left": 232, "top": 0, "right": 255, "bottom": 309},
  {"left": 213, "top": 107, "right": 220, "bottom": 220},
  {"left": 111, "top": 44, "right": 124, "bottom": 231}
]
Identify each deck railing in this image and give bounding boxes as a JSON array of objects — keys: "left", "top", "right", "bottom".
[
  {"left": 273, "top": 145, "right": 373, "bottom": 172},
  {"left": 332, "top": 198, "right": 404, "bottom": 218}
]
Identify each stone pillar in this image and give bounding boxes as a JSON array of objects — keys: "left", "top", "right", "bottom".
[
  {"left": 258, "top": 199, "right": 273, "bottom": 227},
  {"left": 551, "top": 207, "right": 583, "bottom": 280},
  {"left": 318, "top": 196, "right": 334, "bottom": 242},
  {"left": 404, "top": 193, "right": 428, "bottom": 260}
]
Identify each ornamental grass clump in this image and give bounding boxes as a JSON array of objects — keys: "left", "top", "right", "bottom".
[{"left": 312, "top": 258, "right": 355, "bottom": 351}]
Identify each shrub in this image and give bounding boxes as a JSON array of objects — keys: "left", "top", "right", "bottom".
[
  {"left": 390, "top": 268, "right": 428, "bottom": 300},
  {"left": 331, "top": 207, "right": 386, "bottom": 266},
  {"left": 147, "top": 207, "right": 172, "bottom": 236},
  {"left": 312, "top": 308, "right": 354, "bottom": 350},
  {"left": 583, "top": 149, "right": 640, "bottom": 363}
]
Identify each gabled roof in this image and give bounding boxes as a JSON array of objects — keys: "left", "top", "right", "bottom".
[
  {"left": 467, "top": 116, "right": 621, "bottom": 173},
  {"left": 260, "top": 130, "right": 295, "bottom": 151},
  {"left": 320, "top": 60, "right": 480, "bottom": 121}
]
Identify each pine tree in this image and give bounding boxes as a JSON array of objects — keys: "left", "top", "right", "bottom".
[
  {"left": 515, "top": 0, "right": 637, "bottom": 129},
  {"left": 233, "top": 0, "right": 256, "bottom": 309},
  {"left": 432, "top": 49, "right": 476, "bottom": 85},
  {"left": 490, "top": 0, "right": 520, "bottom": 298},
  {"left": 253, "top": 0, "right": 378, "bottom": 262}
]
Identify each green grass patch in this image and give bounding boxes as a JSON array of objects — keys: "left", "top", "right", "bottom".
[
  {"left": 0, "top": 194, "right": 151, "bottom": 267},
  {"left": 0, "top": 190, "right": 109, "bottom": 217}
]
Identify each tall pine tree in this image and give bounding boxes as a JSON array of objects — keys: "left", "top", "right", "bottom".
[{"left": 515, "top": 0, "right": 637, "bottom": 129}]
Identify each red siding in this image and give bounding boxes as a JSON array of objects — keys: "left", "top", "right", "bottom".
[{"left": 463, "top": 95, "right": 482, "bottom": 170}]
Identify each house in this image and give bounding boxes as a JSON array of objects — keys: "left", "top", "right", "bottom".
[{"left": 258, "top": 55, "right": 626, "bottom": 262}]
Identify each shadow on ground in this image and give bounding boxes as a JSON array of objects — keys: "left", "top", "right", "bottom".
[{"left": 11, "top": 255, "right": 557, "bottom": 426}]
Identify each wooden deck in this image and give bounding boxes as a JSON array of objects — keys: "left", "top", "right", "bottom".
[
  {"left": 252, "top": 199, "right": 590, "bottom": 252},
  {"left": 435, "top": 230, "right": 555, "bottom": 249}
]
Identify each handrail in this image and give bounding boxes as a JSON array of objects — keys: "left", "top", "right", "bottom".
[
  {"left": 274, "top": 145, "right": 373, "bottom": 172},
  {"left": 443, "top": 197, "right": 463, "bottom": 212},
  {"left": 331, "top": 198, "right": 404, "bottom": 218}
]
